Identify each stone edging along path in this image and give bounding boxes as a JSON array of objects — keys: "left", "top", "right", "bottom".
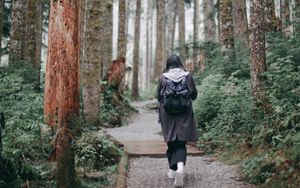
[{"left": 106, "top": 100, "right": 254, "bottom": 188}]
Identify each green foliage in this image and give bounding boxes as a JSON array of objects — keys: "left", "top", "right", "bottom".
[
  {"left": 0, "top": 65, "right": 51, "bottom": 185},
  {"left": 75, "top": 131, "right": 121, "bottom": 172},
  {"left": 194, "top": 33, "right": 300, "bottom": 186}
]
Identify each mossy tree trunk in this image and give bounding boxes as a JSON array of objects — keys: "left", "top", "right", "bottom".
[
  {"left": 265, "top": 0, "right": 278, "bottom": 32},
  {"left": 131, "top": 0, "right": 141, "bottom": 100},
  {"left": 204, "top": 0, "right": 216, "bottom": 42},
  {"left": 294, "top": 0, "right": 300, "bottom": 33},
  {"left": 0, "top": 0, "right": 4, "bottom": 64},
  {"left": 281, "top": 0, "right": 290, "bottom": 33},
  {"left": 219, "top": 0, "right": 235, "bottom": 61},
  {"left": 81, "top": 0, "right": 102, "bottom": 125},
  {"left": 25, "top": 0, "right": 43, "bottom": 90},
  {"left": 9, "top": 0, "right": 27, "bottom": 63},
  {"left": 100, "top": 0, "right": 113, "bottom": 79},
  {"left": 232, "top": 0, "right": 249, "bottom": 49},
  {"left": 249, "top": 0, "right": 267, "bottom": 107},
  {"left": 153, "top": 0, "right": 165, "bottom": 81},
  {"left": 177, "top": 0, "right": 186, "bottom": 64},
  {"left": 118, "top": 0, "right": 126, "bottom": 59}
]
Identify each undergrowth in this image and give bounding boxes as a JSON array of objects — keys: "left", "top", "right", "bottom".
[
  {"left": 0, "top": 64, "right": 124, "bottom": 187},
  {"left": 194, "top": 32, "right": 300, "bottom": 187}
]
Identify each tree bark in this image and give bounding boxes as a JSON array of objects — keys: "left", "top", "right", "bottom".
[
  {"left": 204, "top": 0, "right": 217, "bottom": 42},
  {"left": 25, "top": 0, "right": 43, "bottom": 90},
  {"left": 100, "top": 0, "right": 113, "bottom": 79},
  {"left": 177, "top": 0, "right": 186, "bottom": 63},
  {"left": 145, "top": 0, "right": 152, "bottom": 88},
  {"left": 118, "top": 0, "right": 126, "bottom": 59},
  {"left": 44, "top": 0, "right": 80, "bottom": 129},
  {"left": 296, "top": 0, "right": 300, "bottom": 33},
  {"left": 153, "top": 0, "right": 165, "bottom": 80},
  {"left": 193, "top": 0, "right": 199, "bottom": 69},
  {"left": 265, "top": 0, "right": 278, "bottom": 32},
  {"left": 249, "top": 0, "right": 267, "bottom": 106},
  {"left": 0, "top": 0, "right": 4, "bottom": 64},
  {"left": 166, "top": 0, "right": 176, "bottom": 55},
  {"left": 281, "top": 0, "right": 290, "bottom": 33},
  {"left": 45, "top": 1, "right": 81, "bottom": 187},
  {"left": 232, "top": 0, "right": 249, "bottom": 48},
  {"left": 9, "top": 0, "right": 27, "bottom": 63},
  {"left": 81, "top": 0, "right": 102, "bottom": 125},
  {"left": 219, "top": 0, "right": 235, "bottom": 60},
  {"left": 131, "top": 0, "right": 141, "bottom": 100}
]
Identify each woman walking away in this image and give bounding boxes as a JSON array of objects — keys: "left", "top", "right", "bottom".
[{"left": 157, "top": 54, "right": 198, "bottom": 187}]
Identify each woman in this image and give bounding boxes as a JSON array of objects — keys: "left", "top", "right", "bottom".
[{"left": 157, "top": 54, "right": 198, "bottom": 187}]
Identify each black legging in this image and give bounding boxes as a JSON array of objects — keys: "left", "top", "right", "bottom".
[{"left": 166, "top": 140, "right": 187, "bottom": 171}]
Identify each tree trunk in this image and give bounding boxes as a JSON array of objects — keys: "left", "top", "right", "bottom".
[
  {"left": 153, "top": 0, "right": 165, "bottom": 80},
  {"left": 166, "top": 0, "right": 176, "bottom": 55},
  {"left": 265, "top": 0, "right": 278, "bottom": 32},
  {"left": 281, "top": 0, "right": 290, "bottom": 33},
  {"left": 100, "top": 0, "right": 113, "bottom": 79},
  {"left": 148, "top": 0, "right": 154, "bottom": 82},
  {"left": 81, "top": 0, "right": 102, "bottom": 125},
  {"left": 204, "top": 0, "right": 217, "bottom": 42},
  {"left": 9, "top": 0, "right": 27, "bottom": 63},
  {"left": 44, "top": 0, "right": 80, "bottom": 129},
  {"left": 249, "top": 0, "right": 267, "bottom": 107},
  {"left": 193, "top": 0, "right": 199, "bottom": 70},
  {"left": 219, "top": 0, "right": 235, "bottom": 61},
  {"left": 118, "top": 0, "right": 126, "bottom": 59},
  {"left": 232, "top": 0, "right": 249, "bottom": 48},
  {"left": 296, "top": 0, "right": 300, "bottom": 33},
  {"left": 25, "top": 0, "right": 42, "bottom": 90},
  {"left": 45, "top": 1, "right": 81, "bottom": 187},
  {"left": 177, "top": 0, "right": 186, "bottom": 63},
  {"left": 131, "top": 0, "right": 141, "bottom": 100},
  {"left": 0, "top": 0, "right": 4, "bottom": 64},
  {"left": 145, "top": 0, "right": 152, "bottom": 88}
]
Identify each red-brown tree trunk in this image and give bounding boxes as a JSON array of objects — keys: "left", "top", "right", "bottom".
[
  {"left": 44, "top": 0, "right": 80, "bottom": 129},
  {"left": 45, "top": 1, "right": 81, "bottom": 187},
  {"left": 249, "top": 0, "right": 267, "bottom": 107}
]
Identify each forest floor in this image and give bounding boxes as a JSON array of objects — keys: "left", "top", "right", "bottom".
[{"left": 106, "top": 100, "right": 255, "bottom": 188}]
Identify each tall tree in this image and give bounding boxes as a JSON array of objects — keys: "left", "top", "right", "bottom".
[
  {"left": 131, "top": 0, "right": 141, "bottom": 99},
  {"left": 0, "top": 0, "right": 4, "bottom": 64},
  {"left": 81, "top": 0, "right": 102, "bottom": 125},
  {"left": 193, "top": 0, "right": 199, "bottom": 66},
  {"left": 203, "top": 0, "right": 217, "bottom": 42},
  {"left": 25, "top": 0, "right": 43, "bottom": 89},
  {"left": 100, "top": 0, "right": 113, "bottom": 78},
  {"left": 45, "top": 0, "right": 81, "bottom": 187},
  {"left": 166, "top": 0, "right": 176, "bottom": 55},
  {"left": 177, "top": 0, "right": 186, "bottom": 63},
  {"left": 249, "top": 0, "right": 267, "bottom": 106},
  {"left": 219, "top": 0, "right": 235, "bottom": 60},
  {"left": 296, "top": 0, "right": 300, "bottom": 33},
  {"left": 153, "top": 0, "right": 164, "bottom": 80},
  {"left": 118, "top": 0, "right": 126, "bottom": 59},
  {"left": 265, "top": 0, "right": 277, "bottom": 32},
  {"left": 145, "top": 0, "right": 152, "bottom": 87},
  {"left": 281, "top": 0, "right": 290, "bottom": 32},
  {"left": 232, "top": 0, "right": 249, "bottom": 48},
  {"left": 9, "top": 0, "right": 27, "bottom": 63}
]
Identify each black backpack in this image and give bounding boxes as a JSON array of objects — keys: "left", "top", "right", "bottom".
[{"left": 162, "top": 76, "right": 191, "bottom": 115}]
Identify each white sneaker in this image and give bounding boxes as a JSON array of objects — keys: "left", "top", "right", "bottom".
[
  {"left": 174, "top": 162, "right": 184, "bottom": 187},
  {"left": 167, "top": 169, "right": 176, "bottom": 179}
]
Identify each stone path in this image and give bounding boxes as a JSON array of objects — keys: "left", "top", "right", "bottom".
[{"left": 106, "top": 100, "right": 254, "bottom": 188}]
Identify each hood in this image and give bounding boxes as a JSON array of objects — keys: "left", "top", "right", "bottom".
[{"left": 163, "top": 68, "right": 189, "bottom": 83}]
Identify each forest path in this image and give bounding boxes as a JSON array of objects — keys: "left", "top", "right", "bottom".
[{"left": 106, "top": 100, "right": 254, "bottom": 188}]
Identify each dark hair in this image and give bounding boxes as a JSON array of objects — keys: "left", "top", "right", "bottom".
[{"left": 165, "top": 54, "right": 184, "bottom": 71}]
